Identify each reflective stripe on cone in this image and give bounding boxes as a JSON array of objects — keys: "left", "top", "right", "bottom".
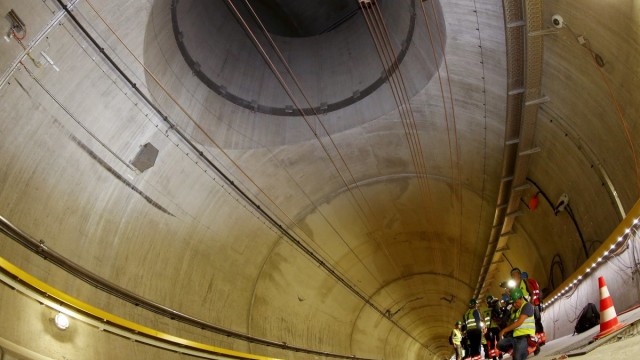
[{"left": 594, "top": 276, "right": 629, "bottom": 340}]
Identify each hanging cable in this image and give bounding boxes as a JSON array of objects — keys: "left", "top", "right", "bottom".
[
  {"left": 54, "top": 0, "right": 392, "bottom": 325},
  {"left": 80, "top": 0, "right": 373, "bottom": 278},
  {"left": 563, "top": 23, "right": 640, "bottom": 195},
  {"left": 418, "top": 0, "right": 464, "bottom": 281},
  {"left": 233, "top": 0, "right": 378, "bottom": 229},
  {"left": 57, "top": 1, "right": 435, "bottom": 350},
  {"left": 69, "top": 1, "right": 390, "bottom": 315},
  {"left": 357, "top": 0, "right": 432, "bottom": 208},
  {"left": 223, "top": 0, "right": 436, "bottom": 353},
  {"left": 223, "top": 0, "right": 406, "bottom": 283}
]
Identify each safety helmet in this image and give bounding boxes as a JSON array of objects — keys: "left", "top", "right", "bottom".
[
  {"left": 522, "top": 271, "right": 529, "bottom": 279},
  {"left": 486, "top": 295, "right": 494, "bottom": 303},
  {"left": 455, "top": 320, "right": 462, "bottom": 326},
  {"left": 468, "top": 298, "right": 477, "bottom": 307},
  {"left": 510, "top": 267, "right": 522, "bottom": 276},
  {"left": 510, "top": 287, "right": 524, "bottom": 302}
]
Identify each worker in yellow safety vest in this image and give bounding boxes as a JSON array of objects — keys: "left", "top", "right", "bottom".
[
  {"left": 450, "top": 320, "right": 463, "bottom": 360},
  {"left": 463, "top": 298, "right": 483, "bottom": 358},
  {"left": 483, "top": 295, "right": 500, "bottom": 360},
  {"left": 509, "top": 268, "right": 530, "bottom": 300},
  {"left": 481, "top": 302, "right": 490, "bottom": 359},
  {"left": 497, "top": 288, "right": 536, "bottom": 360}
]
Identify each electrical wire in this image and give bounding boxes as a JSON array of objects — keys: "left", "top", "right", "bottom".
[
  {"left": 227, "top": 0, "right": 400, "bottom": 273},
  {"left": 221, "top": 0, "right": 407, "bottom": 286},
  {"left": 563, "top": 23, "right": 640, "bottom": 195},
  {"left": 11, "top": 28, "right": 26, "bottom": 41},
  {"left": 80, "top": 0, "right": 364, "bottom": 267},
  {"left": 64, "top": 0, "right": 435, "bottom": 344},
  {"left": 61, "top": 1, "right": 455, "bottom": 353},
  {"left": 67, "top": 1, "right": 377, "bottom": 300},
  {"left": 10, "top": 29, "right": 42, "bottom": 68},
  {"left": 547, "top": 254, "right": 564, "bottom": 290},
  {"left": 18, "top": 22, "right": 309, "bottom": 265},
  {"left": 55, "top": 0, "right": 391, "bottom": 322},
  {"left": 225, "top": 0, "right": 436, "bottom": 352},
  {"left": 222, "top": 3, "right": 446, "bottom": 350},
  {"left": 425, "top": 0, "right": 464, "bottom": 265},
  {"left": 357, "top": 1, "right": 432, "bottom": 208}
]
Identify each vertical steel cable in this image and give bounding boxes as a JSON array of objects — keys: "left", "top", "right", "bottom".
[
  {"left": 222, "top": 0, "right": 405, "bottom": 281},
  {"left": 422, "top": 0, "right": 464, "bottom": 282},
  {"left": 357, "top": 0, "right": 432, "bottom": 208}
]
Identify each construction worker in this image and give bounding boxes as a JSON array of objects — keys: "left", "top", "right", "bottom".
[
  {"left": 484, "top": 295, "right": 501, "bottom": 360},
  {"left": 512, "top": 268, "right": 544, "bottom": 336},
  {"left": 451, "top": 320, "right": 464, "bottom": 360},
  {"left": 521, "top": 271, "right": 545, "bottom": 338},
  {"left": 497, "top": 288, "right": 536, "bottom": 360},
  {"left": 481, "top": 299, "right": 491, "bottom": 359},
  {"left": 463, "top": 298, "right": 483, "bottom": 358},
  {"left": 509, "top": 268, "right": 530, "bottom": 300}
]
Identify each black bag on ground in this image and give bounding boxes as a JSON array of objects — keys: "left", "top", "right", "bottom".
[{"left": 574, "top": 303, "right": 600, "bottom": 334}]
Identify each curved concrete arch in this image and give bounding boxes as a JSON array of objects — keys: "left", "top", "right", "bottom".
[
  {"left": 348, "top": 272, "right": 475, "bottom": 356},
  {"left": 291, "top": 172, "right": 497, "bottom": 224},
  {"left": 2, "top": 0, "right": 640, "bottom": 359}
]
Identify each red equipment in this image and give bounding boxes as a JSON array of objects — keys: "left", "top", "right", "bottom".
[{"left": 526, "top": 278, "right": 541, "bottom": 305}]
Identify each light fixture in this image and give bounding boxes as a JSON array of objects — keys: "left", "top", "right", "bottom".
[
  {"left": 507, "top": 279, "right": 516, "bottom": 289},
  {"left": 54, "top": 313, "right": 70, "bottom": 330},
  {"left": 547, "top": 217, "right": 640, "bottom": 308}
]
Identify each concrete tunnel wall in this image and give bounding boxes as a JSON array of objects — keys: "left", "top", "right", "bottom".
[
  {"left": 541, "top": 230, "right": 640, "bottom": 340},
  {"left": 1, "top": 0, "right": 640, "bottom": 359}
]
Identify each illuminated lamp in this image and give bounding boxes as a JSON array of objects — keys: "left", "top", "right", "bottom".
[{"left": 54, "top": 313, "right": 70, "bottom": 330}]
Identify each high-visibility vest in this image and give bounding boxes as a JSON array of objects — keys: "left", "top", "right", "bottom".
[
  {"left": 451, "top": 329, "right": 462, "bottom": 345},
  {"left": 511, "top": 301, "right": 536, "bottom": 337},
  {"left": 482, "top": 308, "right": 492, "bottom": 328},
  {"left": 464, "top": 308, "right": 478, "bottom": 329},
  {"left": 519, "top": 280, "right": 530, "bottom": 300}
]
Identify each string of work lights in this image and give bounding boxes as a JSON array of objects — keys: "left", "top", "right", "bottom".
[{"left": 545, "top": 216, "right": 640, "bottom": 307}]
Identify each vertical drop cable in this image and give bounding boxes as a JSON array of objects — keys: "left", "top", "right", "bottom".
[
  {"left": 425, "top": 0, "right": 464, "bottom": 282},
  {"left": 224, "top": 0, "right": 406, "bottom": 283},
  {"left": 75, "top": 0, "right": 381, "bottom": 306},
  {"left": 239, "top": 0, "right": 379, "bottom": 225},
  {"left": 358, "top": 1, "right": 431, "bottom": 207}
]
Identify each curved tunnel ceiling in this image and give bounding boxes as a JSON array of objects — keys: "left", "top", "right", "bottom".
[
  {"left": 155, "top": 0, "right": 445, "bottom": 147},
  {"left": 0, "top": 0, "right": 639, "bottom": 359}
]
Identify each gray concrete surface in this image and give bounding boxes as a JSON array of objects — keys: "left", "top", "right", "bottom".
[
  {"left": 0, "top": 0, "right": 639, "bottom": 359},
  {"left": 536, "top": 305, "right": 640, "bottom": 359}
]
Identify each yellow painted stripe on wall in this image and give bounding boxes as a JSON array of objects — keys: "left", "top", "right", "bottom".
[{"left": 0, "top": 256, "right": 281, "bottom": 360}]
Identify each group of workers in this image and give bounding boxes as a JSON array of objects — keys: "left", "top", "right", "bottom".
[{"left": 450, "top": 268, "right": 546, "bottom": 360}]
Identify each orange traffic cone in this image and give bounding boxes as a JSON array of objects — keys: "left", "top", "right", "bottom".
[{"left": 594, "top": 276, "right": 629, "bottom": 340}]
